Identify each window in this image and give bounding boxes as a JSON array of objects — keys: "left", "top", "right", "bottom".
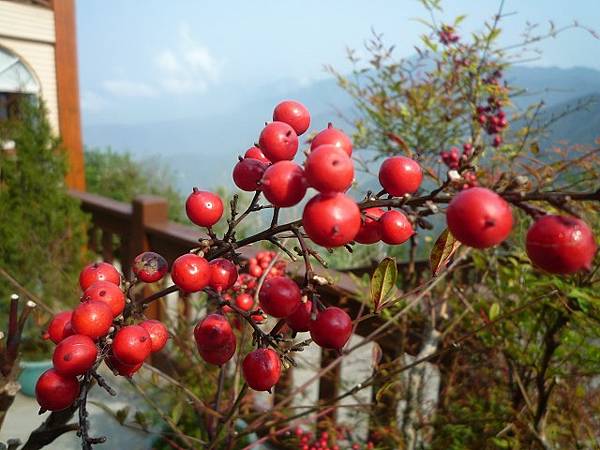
[{"left": 0, "top": 45, "right": 40, "bottom": 120}]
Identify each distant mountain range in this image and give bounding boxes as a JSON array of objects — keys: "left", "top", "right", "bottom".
[{"left": 83, "top": 65, "right": 600, "bottom": 193}]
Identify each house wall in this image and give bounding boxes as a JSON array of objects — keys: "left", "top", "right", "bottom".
[{"left": 0, "top": 1, "right": 59, "bottom": 132}]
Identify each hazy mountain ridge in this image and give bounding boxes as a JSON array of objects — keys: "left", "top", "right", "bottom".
[{"left": 83, "top": 65, "right": 600, "bottom": 193}]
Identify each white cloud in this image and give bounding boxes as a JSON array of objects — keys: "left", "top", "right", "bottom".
[
  {"left": 102, "top": 80, "right": 158, "bottom": 98},
  {"left": 80, "top": 89, "right": 109, "bottom": 112},
  {"left": 154, "top": 22, "right": 223, "bottom": 94}
]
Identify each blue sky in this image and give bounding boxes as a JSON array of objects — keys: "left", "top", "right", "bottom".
[{"left": 76, "top": 0, "right": 600, "bottom": 126}]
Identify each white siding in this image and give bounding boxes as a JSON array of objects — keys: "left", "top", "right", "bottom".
[
  {"left": 0, "top": 1, "right": 58, "bottom": 132},
  {"left": 0, "top": 1, "right": 55, "bottom": 44},
  {"left": 0, "top": 37, "right": 59, "bottom": 132}
]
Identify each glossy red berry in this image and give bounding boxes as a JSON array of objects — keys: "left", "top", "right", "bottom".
[
  {"left": 194, "top": 314, "right": 236, "bottom": 366},
  {"left": 45, "top": 311, "right": 74, "bottom": 344},
  {"left": 52, "top": 334, "right": 98, "bottom": 376},
  {"left": 244, "top": 146, "right": 271, "bottom": 164},
  {"left": 310, "top": 123, "right": 352, "bottom": 156},
  {"left": 526, "top": 215, "right": 597, "bottom": 274},
  {"left": 285, "top": 300, "right": 313, "bottom": 332},
  {"left": 305, "top": 145, "right": 354, "bottom": 193},
  {"left": 259, "top": 276, "right": 301, "bottom": 318},
  {"left": 35, "top": 368, "right": 79, "bottom": 411},
  {"left": 209, "top": 258, "right": 238, "bottom": 292},
  {"left": 242, "top": 348, "right": 281, "bottom": 391},
  {"left": 233, "top": 157, "right": 268, "bottom": 192},
  {"left": 71, "top": 301, "right": 113, "bottom": 340},
  {"left": 258, "top": 121, "right": 299, "bottom": 162},
  {"left": 133, "top": 251, "right": 168, "bottom": 283},
  {"left": 140, "top": 320, "right": 169, "bottom": 353},
  {"left": 379, "top": 210, "right": 414, "bottom": 245},
  {"left": 235, "top": 293, "right": 254, "bottom": 311},
  {"left": 171, "top": 254, "right": 211, "bottom": 292},
  {"left": 492, "top": 135, "right": 503, "bottom": 147},
  {"left": 309, "top": 307, "right": 352, "bottom": 350},
  {"left": 79, "top": 262, "right": 120, "bottom": 290},
  {"left": 378, "top": 156, "right": 423, "bottom": 197},
  {"left": 199, "top": 336, "right": 236, "bottom": 366},
  {"left": 354, "top": 208, "right": 385, "bottom": 244},
  {"left": 185, "top": 188, "right": 223, "bottom": 227},
  {"left": 106, "top": 354, "right": 142, "bottom": 378},
  {"left": 446, "top": 187, "right": 513, "bottom": 248},
  {"left": 302, "top": 193, "right": 361, "bottom": 247},
  {"left": 261, "top": 161, "right": 308, "bottom": 207},
  {"left": 81, "top": 281, "right": 125, "bottom": 318},
  {"left": 273, "top": 100, "right": 311, "bottom": 135},
  {"left": 112, "top": 325, "right": 152, "bottom": 365}
]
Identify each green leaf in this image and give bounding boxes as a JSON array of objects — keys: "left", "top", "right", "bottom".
[
  {"left": 489, "top": 303, "right": 500, "bottom": 321},
  {"left": 171, "top": 400, "right": 184, "bottom": 425},
  {"left": 530, "top": 142, "right": 540, "bottom": 154},
  {"left": 116, "top": 406, "right": 130, "bottom": 425},
  {"left": 371, "top": 257, "right": 398, "bottom": 312},
  {"left": 430, "top": 229, "right": 461, "bottom": 276},
  {"left": 454, "top": 14, "right": 467, "bottom": 26},
  {"left": 134, "top": 411, "right": 148, "bottom": 431}
]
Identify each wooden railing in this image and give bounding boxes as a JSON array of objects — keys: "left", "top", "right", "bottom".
[{"left": 69, "top": 189, "right": 427, "bottom": 439}]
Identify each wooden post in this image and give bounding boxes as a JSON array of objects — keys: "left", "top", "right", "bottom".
[
  {"left": 130, "top": 196, "right": 169, "bottom": 320},
  {"left": 52, "top": 0, "right": 85, "bottom": 190}
]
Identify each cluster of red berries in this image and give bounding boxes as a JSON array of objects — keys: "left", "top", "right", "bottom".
[
  {"left": 446, "top": 187, "right": 597, "bottom": 274},
  {"left": 439, "top": 25, "right": 459, "bottom": 45},
  {"left": 222, "top": 251, "right": 287, "bottom": 323},
  {"left": 440, "top": 143, "right": 473, "bottom": 170},
  {"left": 292, "top": 428, "right": 375, "bottom": 450},
  {"left": 186, "top": 101, "right": 419, "bottom": 251},
  {"left": 475, "top": 71, "right": 508, "bottom": 148},
  {"left": 36, "top": 256, "right": 170, "bottom": 411}
]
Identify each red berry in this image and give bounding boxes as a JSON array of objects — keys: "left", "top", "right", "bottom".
[
  {"left": 355, "top": 208, "right": 385, "bottom": 244},
  {"left": 35, "top": 368, "right": 79, "bottom": 411},
  {"left": 273, "top": 100, "right": 311, "bottom": 135},
  {"left": 81, "top": 281, "right": 125, "bottom": 318},
  {"left": 310, "top": 123, "right": 352, "bottom": 156},
  {"left": 194, "top": 314, "right": 236, "bottom": 366},
  {"left": 198, "top": 336, "right": 236, "bottom": 366},
  {"left": 302, "top": 193, "right": 361, "bottom": 247},
  {"left": 309, "top": 307, "right": 352, "bottom": 350},
  {"left": 209, "top": 258, "right": 238, "bottom": 292},
  {"left": 492, "top": 135, "right": 503, "bottom": 147},
  {"left": 235, "top": 293, "right": 254, "bottom": 311},
  {"left": 140, "top": 320, "right": 169, "bottom": 353},
  {"left": 526, "top": 215, "right": 597, "bottom": 274},
  {"left": 71, "top": 301, "right": 113, "bottom": 340},
  {"left": 52, "top": 334, "right": 97, "bottom": 376},
  {"left": 244, "top": 146, "right": 271, "bottom": 164},
  {"left": 106, "top": 354, "right": 142, "bottom": 377},
  {"left": 379, "top": 210, "right": 414, "bottom": 245},
  {"left": 242, "top": 348, "right": 281, "bottom": 391},
  {"left": 261, "top": 161, "right": 308, "bottom": 207},
  {"left": 79, "top": 262, "right": 120, "bottom": 290},
  {"left": 446, "top": 187, "right": 513, "bottom": 248},
  {"left": 133, "top": 251, "right": 168, "bottom": 283},
  {"left": 185, "top": 189, "right": 223, "bottom": 227},
  {"left": 259, "top": 276, "right": 301, "bottom": 318},
  {"left": 249, "top": 264, "right": 263, "bottom": 277},
  {"left": 171, "top": 254, "right": 211, "bottom": 292},
  {"left": 112, "top": 325, "right": 152, "bottom": 365},
  {"left": 378, "top": 156, "right": 423, "bottom": 197},
  {"left": 259, "top": 121, "right": 299, "bottom": 162},
  {"left": 45, "top": 311, "right": 74, "bottom": 344},
  {"left": 285, "top": 300, "right": 313, "bottom": 332},
  {"left": 305, "top": 145, "right": 354, "bottom": 193},
  {"left": 233, "top": 158, "right": 268, "bottom": 192}
]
